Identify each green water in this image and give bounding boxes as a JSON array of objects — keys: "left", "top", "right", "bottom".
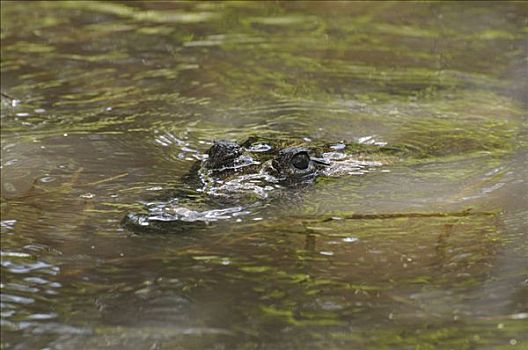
[{"left": 1, "top": 1, "right": 527, "bottom": 349}]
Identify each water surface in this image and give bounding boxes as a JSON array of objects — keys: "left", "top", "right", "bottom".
[{"left": 1, "top": 2, "right": 527, "bottom": 349}]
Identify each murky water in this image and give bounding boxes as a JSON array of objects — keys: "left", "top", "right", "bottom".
[{"left": 1, "top": 2, "right": 527, "bottom": 349}]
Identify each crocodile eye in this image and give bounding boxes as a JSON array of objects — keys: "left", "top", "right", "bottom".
[{"left": 291, "top": 152, "right": 310, "bottom": 170}]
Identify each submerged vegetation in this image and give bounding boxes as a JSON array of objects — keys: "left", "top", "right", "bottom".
[{"left": 1, "top": 1, "right": 527, "bottom": 349}]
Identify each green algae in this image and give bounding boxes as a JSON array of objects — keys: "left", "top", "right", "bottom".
[{"left": 1, "top": 1, "right": 527, "bottom": 350}]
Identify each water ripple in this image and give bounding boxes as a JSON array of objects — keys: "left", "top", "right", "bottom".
[
  {"left": 0, "top": 293, "right": 35, "bottom": 305},
  {"left": 1, "top": 259, "right": 60, "bottom": 275},
  {"left": 143, "top": 202, "right": 250, "bottom": 224}
]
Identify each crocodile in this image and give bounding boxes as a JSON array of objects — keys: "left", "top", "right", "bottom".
[{"left": 122, "top": 136, "right": 390, "bottom": 233}]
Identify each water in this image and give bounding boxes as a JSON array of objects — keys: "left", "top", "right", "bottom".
[{"left": 1, "top": 2, "right": 527, "bottom": 349}]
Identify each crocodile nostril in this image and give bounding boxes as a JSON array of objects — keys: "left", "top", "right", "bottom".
[{"left": 206, "top": 140, "right": 242, "bottom": 169}]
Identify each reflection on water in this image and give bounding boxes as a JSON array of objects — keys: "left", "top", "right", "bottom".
[{"left": 1, "top": 1, "right": 527, "bottom": 349}]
